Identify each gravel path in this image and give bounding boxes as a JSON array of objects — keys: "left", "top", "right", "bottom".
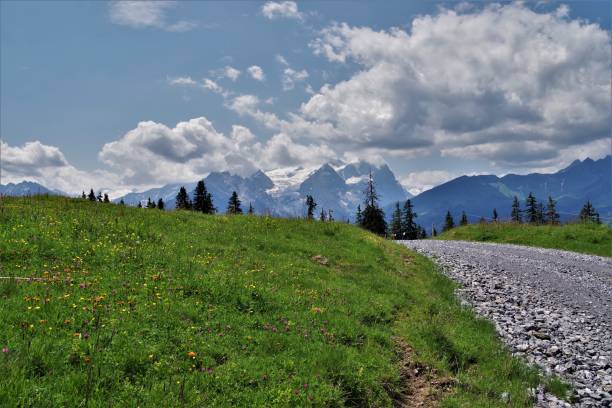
[{"left": 399, "top": 240, "right": 612, "bottom": 408}]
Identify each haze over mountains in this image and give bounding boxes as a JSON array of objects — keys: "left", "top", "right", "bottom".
[{"left": 2, "top": 156, "right": 610, "bottom": 229}]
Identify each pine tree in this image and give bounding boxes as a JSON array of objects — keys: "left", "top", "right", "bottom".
[
  {"left": 360, "top": 172, "right": 387, "bottom": 235},
  {"left": 525, "top": 192, "right": 538, "bottom": 224},
  {"left": 355, "top": 205, "right": 362, "bottom": 225},
  {"left": 328, "top": 209, "right": 334, "bottom": 222},
  {"left": 319, "top": 208, "right": 327, "bottom": 222},
  {"left": 546, "top": 196, "right": 559, "bottom": 225},
  {"left": 193, "top": 180, "right": 214, "bottom": 213},
  {"left": 103, "top": 193, "right": 110, "bottom": 203},
  {"left": 390, "top": 202, "right": 402, "bottom": 239},
  {"left": 248, "top": 202, "right": 254, "bottom": 215},
  {"left": 146, "top": 197, "right": 153, "bottom": 209},
  {"left": 97, "top": 192, "right": 103, "bottom": 202},
  {"left": 227, "top": 191, "right": 242, "bottom": 214},
  {"left": 81, "top": 191, "right": 86, "bottom": 199},
  {"left": 157, "top": 198, "right": 164, "bottom": 210},
  {"left": 579, "top": 201, "right": 600, "bottom": 223},
  {"left": 460, "top": 211, "right": 468, "bottom": 226},
  {"left": 536, "top": 202, "right": 545, "bottom": 225},
  {"left": 492, "top": 208, "right": 498, "bottom": 222},
  {"left": 443, "top": 211, "right": 454, "bottom": 232},
  {"left": 119, "top": 199, "right": 125, "bottom": 206},
  {"left": 511, "top": 196, "right": 522, "bottom": 223},
  {"left": 88, "top": 189, "right": 96, "bottom": 201},
  {"left": 305, "top": 195, "right": 317, "bottom": 220},
  {"left": 401, "top": 199, "right": 418, "bottom": 240},
  {"left": 137, "top": 202, "right": 142, "bottom": 208},
  {"left": 432, "top": 226, "right": 437, "bottom": 237},
  {"left": 175, "top": 186, "right": 190, "bottom": 210}
]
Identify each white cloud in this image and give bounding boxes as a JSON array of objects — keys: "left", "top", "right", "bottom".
[
  {"left": 223, "top": 66, "right": 241, "bottom": 81},
  {"left": 1, "top": 141, "right": 121, "bottom": 195},
  {"left": 247, "top": 65, "right": 265, "bottom": 81},
  {"left": 304, "top": 4, "right": 611, "bottom": 171},
  {"left": 167, "top": 76, "right": 196, "bottom": 86},
  {"left": 261, "top": 1, "right": 303, "bottom": 21},
  {"left": 400, "top": 170, "right": 456, "bottom": 196},
  {"left": 109, "top": 1, "right": 196, "bottom": 32},
  {"left": 275, "top": 55, "right": 309, "bottom": 91}
]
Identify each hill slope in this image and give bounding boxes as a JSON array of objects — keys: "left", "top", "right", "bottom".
[
  {"left": 436, "top": 223, "right": 612, "bottom": 257},
  {"left": 1, "top": 197, "right": 560, "bottom": 406}
]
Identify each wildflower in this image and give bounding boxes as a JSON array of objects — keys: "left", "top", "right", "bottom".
[
  {"left": 187, "top": 351, "right": 197, "bottom": 359},
  {"left": 2, "top": 347, "right": 8, "bottom": 354},
  {"left": 63, "top": 319, "right": 71, "bottom": 324},
  {"left": 73, "top": 332, "right": 81, "bottom": 339},
  {"left": 79, "top": 283, "right": 86, "bottom": 289}
]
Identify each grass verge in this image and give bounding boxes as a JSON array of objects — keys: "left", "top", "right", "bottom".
[
  {"left": 436, "top": 222, "right": 611, "bottom": 257},
  {"left": 1, "top": 196, "right": 554, "bottom": 406}
]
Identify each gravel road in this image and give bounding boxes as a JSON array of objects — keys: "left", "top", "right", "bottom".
[{"left": 399, "top": 240, "right": 612, "bottom": 408}]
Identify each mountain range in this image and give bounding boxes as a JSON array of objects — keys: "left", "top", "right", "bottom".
[{"left": 2, "top": 156, "right": 610, "bottom": 229}]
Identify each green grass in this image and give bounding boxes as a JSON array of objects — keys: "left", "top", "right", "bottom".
[
  {"left": 436, "top": 222, "right": 612, "bottom": 257},
  {"left": 1, "top": 196, "right": 554, "bottom": 407}
]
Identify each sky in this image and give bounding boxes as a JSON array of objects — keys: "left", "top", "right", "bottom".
[{"left": 1, "top": 0, "right": 610, "bottom": 196}]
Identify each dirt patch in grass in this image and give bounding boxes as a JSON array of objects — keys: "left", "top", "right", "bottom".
[{"left": 393, "top": 338, "right": 455, "bottom": 408}]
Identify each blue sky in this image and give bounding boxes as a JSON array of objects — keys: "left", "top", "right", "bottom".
[{"left": 1, "top": 1, "right": 610, "bottom": 195}]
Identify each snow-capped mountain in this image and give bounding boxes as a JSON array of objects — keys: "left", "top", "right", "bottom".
[
  {"left": 0, "top": 181, "right": 65, "bottom": 196},
  {"left": 115, "top": 160, "right": 412, "bottom": 220}
]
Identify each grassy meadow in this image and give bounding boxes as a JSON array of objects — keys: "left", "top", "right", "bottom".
[
  {"left": 0, "top": 196, "right": 564, "bottom": 407},
  {"left": 436, "top": 222, "right": 612, "bottom": 257}
]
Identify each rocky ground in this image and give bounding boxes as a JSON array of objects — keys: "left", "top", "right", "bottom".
[{"left": 399, "top": 240, "right": 612, "bottom": 408}]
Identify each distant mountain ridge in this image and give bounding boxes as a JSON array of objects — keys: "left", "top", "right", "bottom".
[
  {"left": 406, "top": 155, "right": 611, "bottom": 231},
  {"left": 115, "top": 160, "right": 410, "bottom": 220},
  {"left": 3, "top": 156, "right": 610, "bottom": 228},
  {"left": 0, "top": 181, "right": 64, "bottom": 197}
]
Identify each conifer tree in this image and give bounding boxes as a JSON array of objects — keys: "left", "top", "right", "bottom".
[
  {"left": 432, "top": 226, "right": 437, "bottom": 237},
  {"left": 401, "top": 199, "right": 418, "bottom": 239},
  {"left": 119, "top": 199, "right": 125, "bottom": 206},
  {"left": 305, "top": 195, "right": 317, "bottom": 220},
  {"left": 227, "top": 191, "right": 242, "bottom": 214},
  {"left": 248, "top": 202, "right": 254, "bottom": 215},
  {"left": 546, "top": 196, "right": 559, "bottom": 225},
  {"left": 460, "top": 211, "right": 468, "bottom": 226},
  {"left": 82, "top": 191, "right": 86, "bottom": 199},
  {"left": 193, "top": 180, "right": 214, "bottom": 213},
  {"left": 328, "top": 209, "right": 334, "bottom": 222},
  {"left": 390, "top": 202, "right": 402, "bottom": 239},
  {"left": 536, "top": 202, "right": 545, "bottom": 225},
  {"left": 137, "top": 202, "right": 142, "bottom": 208},
  {"left": 492, "top": 208, "right": 498, "bottom": 222},
  {"left": 579, "top": 201, "right": 600, "bottom": 223},
  {"left": 360, "top": 172, "right": 387, "bottom": 235},
  {"left": 88, "top": 189, "right": 96, "bottom": 201},
  {"left": 146, "top": 197, "right": 153, "bottom": 209},
  {"left": 355, "top": 205, "right": 362, "bottom": 225},
  {"left": 319, "top": 208, "right": 327, "bottom": 222},
  {"left": 157, "top": 198, "right": 164, "bottom": 210},
  {"left": 103, "top": 193, "right": 110, "bottom": 203},
  {"left": 525, "top": 192, "right": 538, "bottom": 224},
  {"left": 175, "top": 186, "right": 190, "bottom": 210},
  {"left": 443, "top": 211, "right": 454, "bottom": 232},
  {"left": 511, "top": 196, "right": 522, "bottom": 223},
  {"left": 97, "top": 191, "right": 103, "bottom": 202}
]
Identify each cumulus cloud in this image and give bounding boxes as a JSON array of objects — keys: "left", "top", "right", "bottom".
[
  {"left": 304, "top": 4, "right": 610, "bottom": 171},
  {"left": 400, "top": 170, "right": 457, "bottom": 196},
  {"left": 1, "top": 141, "right": 121, "bottom": 195},
  {"left": 276, "top": 55, "right": 309, "bottom": 91},
  {"left": 223, "top": 66, "right": 241, "bottom": 81},
  {"left": 247, "top": 65, "right": 265, "bottom": 81},
  {"left": 109, "top": 1, "right": 196, "bottom": 32},
  {"left": 261, "top": 1, "right": 303, "bottom": 21}
]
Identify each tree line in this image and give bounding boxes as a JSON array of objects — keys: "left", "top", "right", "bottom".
[{"left": 174, "top": 180, "right": 253, "bottom": 215}]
